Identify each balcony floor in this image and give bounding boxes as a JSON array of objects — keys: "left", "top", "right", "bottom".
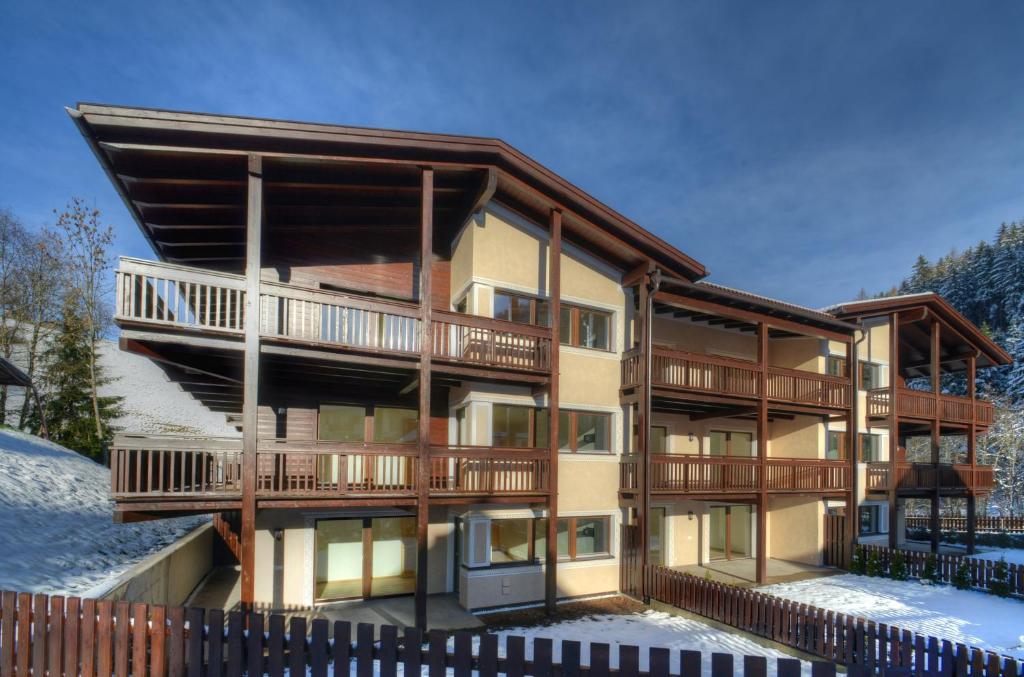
[{"left": 671, "top": 558, "right": 841, "bottom": 588}]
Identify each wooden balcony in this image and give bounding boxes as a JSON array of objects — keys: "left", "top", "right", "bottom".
[
  {"left": 114, "top": 257, "right": 551, "bottom": 375},
  {"left": 619, "top": 454, "right": 850, "bottom": 495},
  {"left": 865, "top": 462, "right": 994, "bottom": 495},
  {"left": 622, "top": 346, "right": 850, "bottom": 409},
  {"left": 111, "top": 435, "right": 550, "bottom": 505},
  {"left": 866, "top": 388, "right": 995, "bottom": 426}
]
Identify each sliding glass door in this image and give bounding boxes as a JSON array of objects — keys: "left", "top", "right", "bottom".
[
  {"left": 315, "top": 516, "right": 416, "bottom": 602},
  {"left": 708, "top": 505, "right": 752, "bottom": 561}
]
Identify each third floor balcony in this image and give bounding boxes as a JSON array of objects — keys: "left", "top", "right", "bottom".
[
  {"left": 114, "top": 257, "right": 552, "bottom": 377},
  {"left": 866, "top": 388, "right": 995, "bottom": 426}
]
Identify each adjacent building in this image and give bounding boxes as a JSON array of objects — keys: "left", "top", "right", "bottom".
[{"left": 68, "top": 104, "right": 1009, "bottom": 624}]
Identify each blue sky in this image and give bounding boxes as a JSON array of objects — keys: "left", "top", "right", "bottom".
[{"left": 3, "top": 1, "right": 1024, "bottom": 308}]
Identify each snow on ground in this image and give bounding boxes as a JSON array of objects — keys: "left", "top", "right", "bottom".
[
  {"left": 0, "top": 427, "right": 205, "bottom": 597},
  {"left": 970, "top": 549, "right": 1024, "bottom": 566},
  {"left": 759, "top": 574, "right": 1024, "bottom": 659},
  {"left": 472, "top": 611, "right": 812, "bottom": 677}
]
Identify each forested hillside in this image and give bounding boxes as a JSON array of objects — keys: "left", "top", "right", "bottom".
[
  {"left": 887, "top": 222, "right": 1024, "bottom": 399},
  {"left": 881, "top": 222, "right": 1024, "bottom": 516}
]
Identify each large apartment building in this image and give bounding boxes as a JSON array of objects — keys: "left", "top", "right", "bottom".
[{"left": 69, "top": 104, "right": 1009, "bottom": 624}]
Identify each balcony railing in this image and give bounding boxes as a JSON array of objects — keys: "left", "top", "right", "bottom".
[
  {"left": 111, "top": 435, "right": 550, "bottom": 502},
  {"left": 865, "top": 462, "right": 994, "bottom": 494},
  {"left": 622, "top": 346, "right": 850, "bottom": 409},
  {"left": 866, "top": 388, "right": 995, "bottom": 425},
  {"left": 619, "top": 454, "right": 850, "bottom": 493},
  {"left": 115, "top": 258, "right": 551, "bottom": 373}
]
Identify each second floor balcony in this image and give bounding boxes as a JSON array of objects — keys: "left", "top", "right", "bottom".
[
  {"left": 865, "top": 461, "right": 994, "bottom": 495},
  {"left": 110, "top": 435, "right": 550, "bottom": 504},
  {"left": 866, "top": 388, "right": 995, "bottom": 426},
  {"left": 114, "top": 258, "right": 551, "bottom": 376},
  {"left": 619, "top": 454, "right": 850, "bottom": 495},
  {"left": 622, "top": 346, "right": 851, "bottom": 409}
]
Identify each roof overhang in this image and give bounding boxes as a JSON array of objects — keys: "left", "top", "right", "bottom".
[
  {"left": 0, "top": 357, "right": 32, "bottom": 387},
  {"left": 68, "top": 103, "right": 707, "bottom": 281},
  {"left": 829, "top": 293, "right": 1012, "bottom": 370}
]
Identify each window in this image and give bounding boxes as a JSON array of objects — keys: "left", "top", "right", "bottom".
[
  {"left": 374, "top": 407, "right": 418, "bottom": 444},
  {"left": 560, "top": 304, "right": 612, "bottom": 351},
  {"left": 859, "top": 505, "right": 881, "bottom": 535},
  {"left": 859, "top": 433, "right": 881, "bottom": 462},
  {"left": 490, "top": 519, "right": 533, "bottom": 563},
  {"left": 563, "top": 411, "right": 611, "bottom": 453},
  {"left": 827, "top": 356, "right": 847, "bottom": 377},
  {"left": 318, "top": 404, "right": 418, "bottom": 443},
  {"left": 536, "top": 516, "right": 611, "bottom": 561},
  {"left": 861, "top": 362, "right": 882, "bottom": 390},
  {"left": 709, "top": 430, "right": 754, "bottom": 457},
  {"left": 827, "top": 431, "right": 846, "bottom": 460},
  {"left": 493, "top": 291, "right": 549, "bottom": 326},
  {"left": 319, "top": 404, "right": 367, "bottom": 442},
  {"left": 492, "top": 404, "right": 534, "bottom": 448}
]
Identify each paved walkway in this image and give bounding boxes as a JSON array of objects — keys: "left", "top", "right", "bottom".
[
  {"left": 186, "top": 566, "right": 482, "bottom": 636},
  {"left": 673, "top": 558, "right": 842, "bottom": 587}
]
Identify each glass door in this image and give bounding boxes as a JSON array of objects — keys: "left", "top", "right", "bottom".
[
  {"left": 708, "top": 505, "right": 752, "bottom": 561},
  {"left": 315, "top": 516, "right": 417, "bottom": 602},
  {"left": 315, "top": 518, "right": 365, "bottom": 601},
  {"left": 649, "top": 507, "right": 666, "bottom": 566},
  {"left": 709, "top": 506, "right": 728, "bottom": 560}
]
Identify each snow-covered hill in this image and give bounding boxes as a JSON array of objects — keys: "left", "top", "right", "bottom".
[{"left": 0, "top": 427, "right": 205, "bottom": 597}]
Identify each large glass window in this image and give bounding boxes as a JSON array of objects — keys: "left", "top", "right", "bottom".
[
  {"left": 492, "top": 404, "right": 533, "bottom": 448},
  {"left": 560, "top": 304, "right": 612, "bottom": 351},
  {"left": 319, "top": 404, "right": 366, "bottom": 442},
  {"left": 827, "top": 431, "right": 846, "bottom": 460},
  {"left": 859, "top": 505, "right": 881, "bottom": 535},
  {"left": 575, "top": 413, "right": 610, "bottom": 452},
  {"left": 493, "top": 291, "right": 549, "bottom": 326},
  {"left": 490, "top": 519, "right": 533, "bottom": 563},
  {"left": 709, "top": 430, "right": 754, "bottom": 457},
  {"left": 859, "top": 433, "right": 881, "bottom": 462},
  {"left": 535, "top": 516, "right": 610, "bottom": 561},
  {"left": 827, "top": 355, "right": 847, "bottom": 377},
  {"left": 374, "top": 407, "right": 418, "bottom": 444},
  {"left": 861, "top": 362, "right": 882, "bottom": 390}
]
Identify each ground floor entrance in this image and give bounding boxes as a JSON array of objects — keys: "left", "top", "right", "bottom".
[
  {"left": 315, "top": 516, "right": 417, "bottom": 602},
  {"left": 708, "top": 504, "right": 752, "bottom": 561}
]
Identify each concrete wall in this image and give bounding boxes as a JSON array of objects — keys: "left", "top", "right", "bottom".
[
  {"left": 102, "top": 523, "right": 213, "bottom": 607},
  {"left": 459, "top": 561, "right": 619, "bottom": 610}
]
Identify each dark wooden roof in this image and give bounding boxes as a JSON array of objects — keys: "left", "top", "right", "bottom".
[
  {"left": 827, "top": 293, "right": 1012, "bottom": 371},
  {"left": 68, "top": 103, "right": 707, "bottom": 281}
]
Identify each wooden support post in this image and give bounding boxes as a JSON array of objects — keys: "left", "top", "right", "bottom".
[
  {"left": 545, "top": 209, "right": 561, "bottom": 614},
  {"left": 887, "top": 312, "right": 899, "bottom": 548},
  {"left": 966, "top": 354, "right": 977, "bottom": 555},
  {"left": 845, "top": 336, "right": 858, "bottom": 568},
  {"left": 240, "top": 154, "right": 262, "bottom": 608},
  {"left": 415, "top": 168, "right": 433, "bottom": 631},
  {"left": 755, "top": 321, "right": 768, "bottom": 584},
  {"left": 930, "top": 320, "right": 941, "bottom": 554},
  {"left": 636, "top": 265, "right": 657, "bottom": 600}
]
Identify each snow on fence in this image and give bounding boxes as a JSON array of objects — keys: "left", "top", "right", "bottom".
[
  {"left": 644, "top": 566, "right": 1024, "bottom": 677},
  {"left": 904, "top": 516, "right": 1024, "bottom": 534},
  {"left": 858, "top": 544, "right": 1023, "bottom": 597},
  {"left": 0, "top": 589, "right": 843, "bottom": 677}
]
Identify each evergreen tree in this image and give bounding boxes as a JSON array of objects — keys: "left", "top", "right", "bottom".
[
  {"left": 29, "top": 300, "right": 121, "bottom": 461},
  {"left": 951, "top": 560, "right": 972, "bottom": 590},
  {"left": 889, "top": 550, "right": 909, "bottom": 581},
  {"left": 921, "top": 553, "right": 939, "bottom": 583},
  {"left": 988, "top": 557, "right": 1011, "bottom": 597},
  {"left": 866, "top": 548, "right": 885, "bottom": 577}
]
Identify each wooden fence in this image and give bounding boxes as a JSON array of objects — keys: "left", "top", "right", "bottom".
[
  {"left": 905, "top": 516, "right": 1024, "bottom": 534},
  {"left": 857, "top": 544, "right": 1023, "bottom": 598},
  {"left": 0, "top": 590, "right": 847, "bottom": 677},
  {"left": 644, "top": 567, "right": 1023, "bottom": 677}
]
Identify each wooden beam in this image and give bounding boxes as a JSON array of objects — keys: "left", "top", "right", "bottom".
[
  {"left": 413, "top": 168, "right": 434, "bottom": 630},
  {"left": 888, "top": 312, "right": 900, "bottom": 547},
  {"left": 654, "top": 290, "right": 853, "bottom": 343},
  {"left": 546, "top": 209, "right": 562, "bottom": 615},
  {"left": 240, "top": 154, "right": 262, "bottom": 608},
  {"left": 687, "top": 407, "right": 756, "bottom": 421},
  {"left": 755, "top": 322, "right": 768, "bottom": 585}
]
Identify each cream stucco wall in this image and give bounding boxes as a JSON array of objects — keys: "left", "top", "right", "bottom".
[
  {"left": 559, "top": 456, "right": 621, "bottom": 512},
  {"left": 769, "top": 337, "right": 824, "bottom": 372},
  {"left": 460, "top": 562, "right": 619, "bottom": 610},
  {"left": 768, "top": 415, "right": 824, "bottom": 459},
  {"left": 652, "top": 319, "right": 756, "bottom": 359},
  {"left": 767, "top": 496, "right": 823, "bottom": 565}
]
